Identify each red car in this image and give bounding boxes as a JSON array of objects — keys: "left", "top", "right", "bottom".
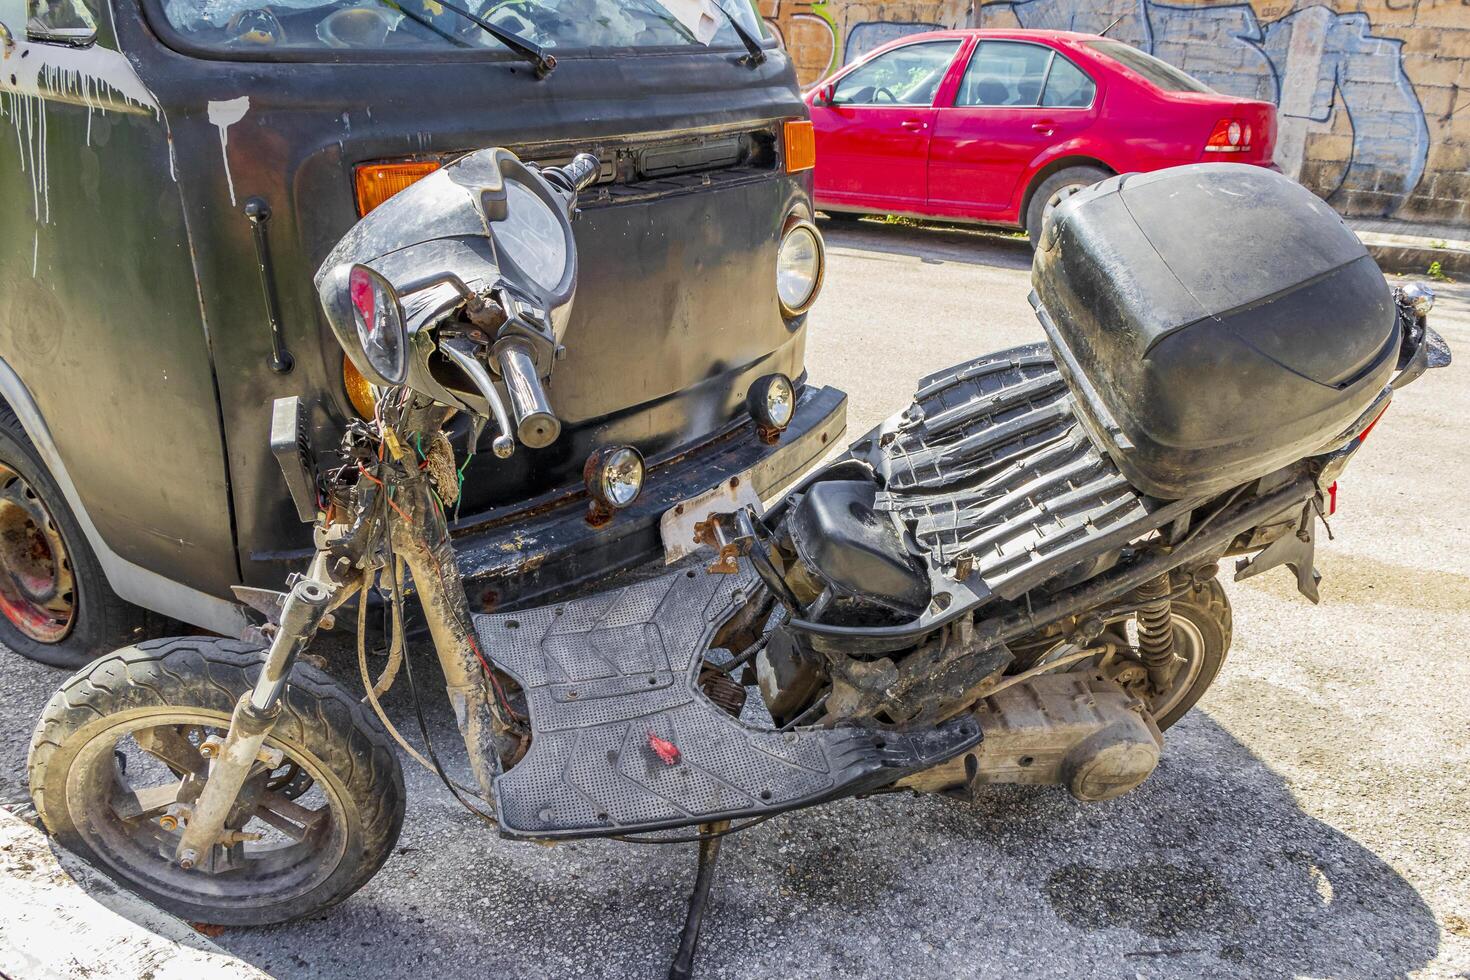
[{"left": 806, "top": 29, "right": 1278, "bottom": 243}]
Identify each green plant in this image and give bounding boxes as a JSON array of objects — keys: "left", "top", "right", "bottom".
[
  {"left": 1428, "top": 260, "right": 1449, "bottom": 281},
  {"left": 1430, "top": 239, "right": 1447, "bottom": 250}
]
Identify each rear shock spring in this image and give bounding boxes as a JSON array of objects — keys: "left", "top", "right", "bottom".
[{"left": 1134, "top": 573, "right": 1176, "bottom": 690}]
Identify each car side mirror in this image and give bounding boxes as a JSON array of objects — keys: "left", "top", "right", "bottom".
[{"left": 813, "top": 84, "right": 836, "bottom": 107}]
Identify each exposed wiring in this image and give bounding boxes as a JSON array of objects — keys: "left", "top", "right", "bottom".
[
  {"left": 380, "top": 491, "right": 502, "bottom": 828},
  {"left": 358, "top": 464, "right": 414, "bottom": 525},
  {"left": 355, "top": 579, "right": 490, "bottom": 806}
]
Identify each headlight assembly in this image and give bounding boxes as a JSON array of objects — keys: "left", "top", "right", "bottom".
[{"left": 776, "top": 219, "right": 825, "bottom": 317}]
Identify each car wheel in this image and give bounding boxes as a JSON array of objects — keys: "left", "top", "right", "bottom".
[
  {"left": 1025, "top": 166, "right": 1111, "bottom": 248},
  {"left": 0, "top": 404, "right": 158, "bottom": 668}
]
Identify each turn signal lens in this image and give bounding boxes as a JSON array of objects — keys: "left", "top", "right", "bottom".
[
  {"left": 784, "top": 119, "right": 816, "bottom": 173},
  {"left": 354, "top": 160, "right": 440, "bottom": 215},
  {"left": 342, "top": 354, "right": 378, "bottom": 419},
  {"left": 1204, "top": 118, "right": 1249, "bottom": 153}
]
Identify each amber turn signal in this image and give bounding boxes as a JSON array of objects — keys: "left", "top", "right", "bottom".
[
  {"left": 783, "top": 119, "right": 815, "bottom": 173},
  {"left": 342, "top": 354, "right": 378, "bottom": 419},
  {"left": 354, "top": 159, "right": 441, "bottom": 215}
]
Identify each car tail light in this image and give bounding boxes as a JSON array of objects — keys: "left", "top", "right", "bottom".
[
  {"left": 784, "top": 119, "right": 816, "bottom": 173},
  {"left": 1204, "top": 118, "right": 1250, "bottom": 153},
  {"left": 1326, "top": 481, "right": 1338, "bottom": 516},
  {"left": 354, "top": 160, "right": 440, "bottom": 215}
]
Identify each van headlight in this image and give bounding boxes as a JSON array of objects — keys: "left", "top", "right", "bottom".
[{"left": 776, "top": 219, "right": 825, "bottom": 317}]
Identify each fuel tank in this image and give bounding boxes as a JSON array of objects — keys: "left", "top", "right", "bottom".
[{"left": 1031, "top": 164, "right": 1399, "bottom": 500}]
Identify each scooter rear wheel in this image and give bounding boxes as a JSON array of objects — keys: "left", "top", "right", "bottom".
[{"left": 28, "top": 636, "right": 405, "bottom": 925}]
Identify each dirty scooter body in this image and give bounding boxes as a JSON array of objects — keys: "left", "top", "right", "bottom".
[{"left": 28, "top": 158, "right": 1449, "bottom": 969}]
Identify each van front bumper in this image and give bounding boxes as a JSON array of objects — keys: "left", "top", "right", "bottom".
[{"left": 450, "top": 383, "right": 846, "bottom": 612}]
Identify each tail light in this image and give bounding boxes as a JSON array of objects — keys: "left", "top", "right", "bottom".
[
  {"left": 354, "top": 160, "right": 440, "bottom": 215},
  {"left": 1326, "top": 481, "right": 1338, "bottom": 516},
  {"left": 784, "top": 119, "right": 816, "bottom": 173},
  {"left": 1204, "top": 118, "right": 1251, "bottom": 153}
]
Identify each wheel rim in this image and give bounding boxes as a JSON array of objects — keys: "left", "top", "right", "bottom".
[
  {"left": 65, "top": 709, "right": 348, "bottom": 912},
  {"left": 1040, "top": 181, "right": 1090, "bottom": 230},
  {"left": 1138, "top": 616, "right": 1206, "bottom": 719},
  {"left": 0, "top": 463, "right": 75, "bottom": 643},
  {"left": 1038, "top": 614, "right": 1207, "bottom": 719}
]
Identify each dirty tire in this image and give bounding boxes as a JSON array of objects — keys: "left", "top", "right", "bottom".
[
  {"left": 28, "top": 637, "right": 405, "bottom": 925},
  {"left": 1151, "top": 578, "right": 1233, "bottom": 731},
  {"left": 0, "top": 404, "right": 157, "bottom": 668},
  {"left": 1024, "top": 165, "right": 1111, "bottom": 249}
]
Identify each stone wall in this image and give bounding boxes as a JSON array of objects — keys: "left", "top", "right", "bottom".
[{"left": 766, "top": 0, "right": 1470, "bottom": 223}]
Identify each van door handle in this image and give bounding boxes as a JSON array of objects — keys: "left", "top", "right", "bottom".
[
  {"left": 1031, "top": 120, "right": 1055, "bottom": 135},
  {"left": 900, "top": 120, "right": 927, "bottom": 131}
]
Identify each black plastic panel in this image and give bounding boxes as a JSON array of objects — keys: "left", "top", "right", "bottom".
[
  {"left": 477, "top": 563, "right": 981, "bottom": 838},
  {"left": 1032, "top": 164, "right": 1399, "bottom": 500}
]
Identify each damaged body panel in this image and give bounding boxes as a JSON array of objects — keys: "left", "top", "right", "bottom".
[{"left": 0, "top": 0, "right": 838, "bottom": 640}]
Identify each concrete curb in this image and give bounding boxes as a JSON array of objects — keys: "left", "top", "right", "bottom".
[
  {"left": 0, "top": 807, "right": 271, "bottom": 980},
  {"left": 1348, "top": 218, "right": 1470, "bottom": 279}
]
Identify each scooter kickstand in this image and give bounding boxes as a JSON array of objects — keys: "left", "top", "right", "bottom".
[{"left": 667, "top": 820, "right": 731, "bottom": 980}]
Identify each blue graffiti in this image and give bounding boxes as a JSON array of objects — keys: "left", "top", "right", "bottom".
[{"left": 987, "top": 0, "right": 1428, "bottom": 213}]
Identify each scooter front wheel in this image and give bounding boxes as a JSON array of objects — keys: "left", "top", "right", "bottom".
[{"left": 28, "top": 637, "right": 405, "bottom": 925}]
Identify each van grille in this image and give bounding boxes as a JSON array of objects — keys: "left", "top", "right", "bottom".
[{"left": 511, "top": 125, "right": 777, "bottom": 206}]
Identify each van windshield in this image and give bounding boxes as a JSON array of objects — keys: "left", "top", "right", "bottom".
[{"left": 159, "top": 0, "right": 765, "bottom": 55}]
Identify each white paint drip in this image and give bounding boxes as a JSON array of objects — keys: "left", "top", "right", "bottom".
[
  {"left": 0, "top": 37, "right": 165, "bottom": 236},
  {"left": 207, "top": 96, "right": 250, "bottom": 207}
]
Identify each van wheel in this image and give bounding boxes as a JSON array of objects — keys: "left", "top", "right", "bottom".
[
  {"left": 0, "top": 405, "right": 156, "bottom": 668},
  {"left": 1025, "top": 166, "right": 1110, "bottom": 248}
]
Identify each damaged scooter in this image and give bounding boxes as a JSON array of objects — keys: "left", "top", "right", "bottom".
[{"left": 27, "top": 151, "right": 1450, "bottom": 976}]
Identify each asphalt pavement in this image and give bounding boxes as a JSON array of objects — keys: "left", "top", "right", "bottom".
[{"left": 1, "top": 219, "right": 1467, "bottom": 979}]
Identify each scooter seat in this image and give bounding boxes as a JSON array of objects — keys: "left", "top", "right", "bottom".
[{"left": 475, "top": 563, "right": 980, "bottom": 839}]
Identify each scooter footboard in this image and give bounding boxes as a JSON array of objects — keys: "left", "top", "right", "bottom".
[{"left": 475, "top": 564, "right": 980, "bottom": 839}]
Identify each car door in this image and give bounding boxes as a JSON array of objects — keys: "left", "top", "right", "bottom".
[
  {"left": 811, "top": 39, "right": 962, "bottom": 209},
  {"left": 926, "top": 40, "right": 1100, "bottom": 218}
]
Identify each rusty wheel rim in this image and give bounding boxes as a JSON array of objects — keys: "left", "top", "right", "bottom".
[{"left": 0, "top": 463, "right": 76, "bottom": 643}]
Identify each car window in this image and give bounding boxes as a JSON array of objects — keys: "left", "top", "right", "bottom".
[
  {"left": 28, "top": 0, "right": 97, "bottom": 42},
  {"left": 1085, "top": 39, "right": 1213, "bottom": 94},
  {"left": 1041, "top": 55, "right": 1095, "bottom": 107},
  {"left": 955, "top": 40, "right": 1052, "bottom": 107},
  {"left": 831, "top": 40, "right": 961, "bottom": 107}
]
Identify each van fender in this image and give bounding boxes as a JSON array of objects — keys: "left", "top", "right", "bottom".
[{"left": 0, "top": 357, "right": 248, "bottom": 637}]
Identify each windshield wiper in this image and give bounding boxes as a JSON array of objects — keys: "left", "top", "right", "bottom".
[
  {"left": 709, "top": 0, "right": 765, "bottom": 66},
  {"left": 431, "top": 0, "right": 557, "bottom": 77}
]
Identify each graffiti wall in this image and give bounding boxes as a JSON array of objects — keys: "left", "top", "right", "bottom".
[{"left": 768, "top": 0, "right": 1470, "bottom": 223}]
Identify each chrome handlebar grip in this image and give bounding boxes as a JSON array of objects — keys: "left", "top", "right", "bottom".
[
  {"left": 495, "top": 338, "right": 560, "bottom": 449},
  {"left": 562, "top": 153, "right": 601, "bottom": 194}
]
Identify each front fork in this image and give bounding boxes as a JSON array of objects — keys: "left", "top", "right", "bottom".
[{"left": 176, "top": 459, "right": 511, "bottom": 866}]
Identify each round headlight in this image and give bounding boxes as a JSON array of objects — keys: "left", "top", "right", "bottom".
[
  {"left": 776, "top": 220, "right": 825, "bottom": 316},
  {"left": 584, "top": 446, "right": 645, "bottom": 511},
  {"left": 748, "top": 373, "right": 795, "bottom": 435},
  {"left": 1401, "top": 281, "right": 1435, "bottom": 317},
  {"left": 346, "top": 264, "right": 408, "bottom": 385}
]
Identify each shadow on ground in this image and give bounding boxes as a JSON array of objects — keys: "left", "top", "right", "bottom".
[
  {"left": 818, "top": 215, "right": 1035, "bottom": 272},
  {"left": 0, "top": 641, "right": 1439, "bottom": 980}
]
